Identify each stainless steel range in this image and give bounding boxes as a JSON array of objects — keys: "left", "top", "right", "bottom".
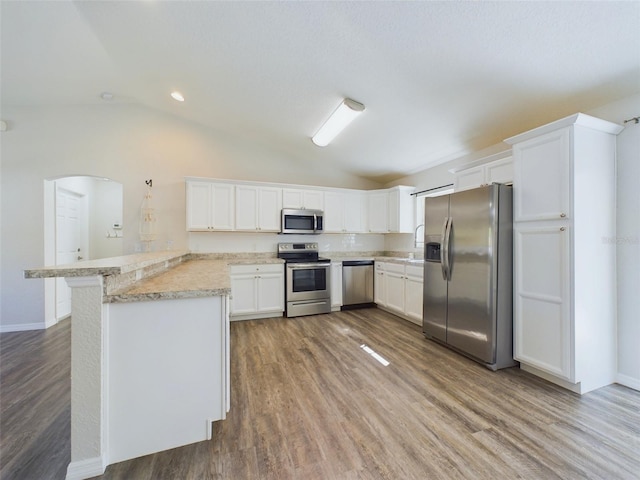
[{"left": 278, "top": 242, "right": 331, "bottom": 317}]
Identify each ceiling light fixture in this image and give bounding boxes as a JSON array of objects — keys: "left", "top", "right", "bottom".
[
  {"left": 170, "top": 91, "right": 185, "bottom": 102},
  {"left": 312, "top": 98, "right": 365, "bottom": 147}
]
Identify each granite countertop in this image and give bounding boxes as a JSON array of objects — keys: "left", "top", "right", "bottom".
[
  {"left": 24, "top": 250, "right": 189, "bottom": 278},
  {"left": 106, "top": 259, "right": 232, "bottom": 303},
  {"left": 375, "top": 257, "right": 425, "bottom": 266},
  {"left": 105, "top": 256, "right": 284, "bottom": 303}
]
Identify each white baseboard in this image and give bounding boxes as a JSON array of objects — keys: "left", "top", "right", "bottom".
[
  {"left": 0, "top": 322, "right": 46, "bottom": 333},
  {"left": 66, "top": 455, "right": 107, "bottom": 480},
  {"left": 616, "top": 373, "right": 640, "bottom": 392}
]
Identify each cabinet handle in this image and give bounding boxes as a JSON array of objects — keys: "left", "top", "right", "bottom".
[
  {"left": 560, "top": 227, "right": 566, "bottom": 232},
  {"left": 560, "top": 213, "right": 566, "bottom": 218}
]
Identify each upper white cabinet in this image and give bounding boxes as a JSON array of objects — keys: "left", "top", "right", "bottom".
[
  {"left": 366, "top": 190, "right": 389, "bottom": 233},
  {"left": 186, "top": 181, "right": 235, "bottom": 231},
  {"left": 367, "top": 186, "right": 415, "bottom": 233},
  {"left": 452, "top": 153, "right": 513, "bottom": 192},
  {"left": 185, "top": 178, "right": 415, "bottom": 235},
  {"left": 235, "top": 185, "right": 282, "bottom": 232},
  {"left": 324, "top": 190, "right": 366, "bottom": 233},
  {"left": 512, "top": 129, "right": 570, "bottom": 222},
  {"left": 282, "top": 188, "right": 324, "bottom": 211},
  {"left": 505, "top": 113, "right": 623, "bottom": 394}
]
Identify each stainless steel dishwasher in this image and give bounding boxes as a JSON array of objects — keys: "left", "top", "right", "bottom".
[{"left": 342, "top": 260, "right": 375, "bottom": 309}]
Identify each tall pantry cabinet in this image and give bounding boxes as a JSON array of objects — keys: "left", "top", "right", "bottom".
[{"left": 505, "top": 113, "right": 623, "bottom": 394}]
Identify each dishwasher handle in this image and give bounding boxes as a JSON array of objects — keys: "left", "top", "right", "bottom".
[{"left": 342, "top": 260, "right": 374, "bottom": 266}]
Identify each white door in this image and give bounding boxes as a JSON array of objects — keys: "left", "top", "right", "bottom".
[{"left": 55, "top": 187, "right": 86, "bottom": 320}]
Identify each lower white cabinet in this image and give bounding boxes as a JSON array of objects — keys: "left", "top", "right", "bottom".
[
  {"left": 375, "top": 261, "right": 423, "bottom": 325},
  {"left": 330, "top": 262, "right": 343, "bottom": 310},
  {"left": 229, "top": 264, "right": 284, "bottom": 320},
  {"left": 107, "top": 295, "right": 229, "bottom": 464},
  {"left": 514, "top": 224, "right": 571, "bottom": 379}
]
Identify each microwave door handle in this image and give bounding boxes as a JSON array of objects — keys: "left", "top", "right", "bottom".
[{"left": 313, "top": 213, "right": 318, "bottom": 232}]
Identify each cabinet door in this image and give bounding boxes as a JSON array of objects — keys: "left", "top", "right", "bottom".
[
  {"left": 513, "top": 128, "right": 571, "bottom": 222},
  {"left": 235, "top": 186, "right": 281, "bottom": 231},
  {"left": 234, "top": 186, "right": 259, "bottom": 231},
  {"left": 404, "top": 270, "right": 424, "bottom": 325},
  {"left": 187, "top": 182, "right": 235, "bottom": 231},
  {"left": 257, "top": 187, "right": 282, "bottom": 231},
  {"left": 331, "top": 262, "right": 343, "bottom": 308},
  {"left": 374, "top": 264, "right": 386, "bottom": 306},
  {"left": 282, "top": 188, "right": 323, "bottom": 210},
  {"left": 210, "top": 184, "right": 235, "bottom": 230},
  {"left": 230, "top": 275, "right": 257, "bottom": 315},
  {"left": 454, "top": 166, "right": 485, "bottom": 192},
  {"left": 385, "top": 270, "right": 405, "bottom": 313},
  {"left": 486, "top": 157, "right": 513, "bottom": 185},
  {"left": 388, "top": 186, "right": 415, "bottom": 233},
  {"left": 367, "top": 191, "right": 389, "bottom": 233},
  {"left": 344, "top": 192, "right": 365, "bottom": 233},
  {"left": 514, "top": 224, "right": 572, "bottom": 380},
  {"left": 186, "top": 182, "right": 212, "bottom": 231},
  {"left": 257, "top": 273, "right": 284, "bottom": 313},
  {"left": 324, "top": 191, "right": 345, "bottom": 232}
]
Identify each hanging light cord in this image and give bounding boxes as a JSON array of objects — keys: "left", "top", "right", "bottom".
[{"left": 623, "top": 116, "right": 639, "bottom": 125}]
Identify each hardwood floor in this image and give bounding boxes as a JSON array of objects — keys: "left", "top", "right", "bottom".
[{"left": 1, "top": 309, "right": 639, "bottom": 479}]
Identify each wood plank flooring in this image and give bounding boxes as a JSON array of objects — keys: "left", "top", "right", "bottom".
[{"left": 1, "top": 308, "right": 639, "bottom": 479}]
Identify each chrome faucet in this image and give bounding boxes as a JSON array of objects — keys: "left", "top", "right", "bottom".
[{"left": 414, "top": 223, "right": 424, "bottom": 248}]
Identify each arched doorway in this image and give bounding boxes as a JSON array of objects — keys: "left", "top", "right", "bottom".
[{"left": 43, "top": 176, "right": 123, "bottom": 326}]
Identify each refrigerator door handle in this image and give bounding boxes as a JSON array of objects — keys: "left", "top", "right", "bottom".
[
  {"left": 440, "top": 217, "right": 450, "bottom": 281},
  {"left": 443, "top": 216, "right": 452, "bottom": 281}
]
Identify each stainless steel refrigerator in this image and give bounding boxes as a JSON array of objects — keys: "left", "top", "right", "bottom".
[{"left": 423, "top": 183, "right": 516, "bottom": 370}]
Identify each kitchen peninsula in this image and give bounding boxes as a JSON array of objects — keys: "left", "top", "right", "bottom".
[{"left": 24, "top": 251, "right": 275, "bottom": 480}]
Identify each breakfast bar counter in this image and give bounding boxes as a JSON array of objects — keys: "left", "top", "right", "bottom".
[{"left": 24, "top": 251, "right": 234, "bottom": 480}]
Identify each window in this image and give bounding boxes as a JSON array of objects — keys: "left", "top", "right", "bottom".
[{"left": 414, "top": 186, "right": 454, "bottom": 247}]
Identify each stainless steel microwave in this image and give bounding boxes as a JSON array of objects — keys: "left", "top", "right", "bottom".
[{"left": 281, "top": 209, "right": 324, "bottom": 234}]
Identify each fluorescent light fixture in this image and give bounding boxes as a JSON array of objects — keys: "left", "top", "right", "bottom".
[
  {"left": 312, "top": 98, "right": 365, "bottom": 147},
  {"left": 171, "top": 91, "right": 185, "bottom": 102}
]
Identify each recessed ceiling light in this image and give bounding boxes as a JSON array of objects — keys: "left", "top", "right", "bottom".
[
  {"left": 100, "top": 92, "right": 114, "bottom": 101},
  {"left": 171, "top": 91, "right": 185, "bottom": 102}
]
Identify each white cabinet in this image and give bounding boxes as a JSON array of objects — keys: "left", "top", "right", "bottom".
[
  {"left": 367, "top": 191, "right": 389, "bottom": 233},
  {"left": 282, "top": 188, "right": 324, "bottom": 210},
  {"left": 374, "top": 261, "right": 424, "bottom": 325},
  {"left": 330, "top": 262, "right": 343, "bottom": 310},
  {"left": 107, "top": 295, "right": 229, "bottom": 464},
  {"left": 404, "top": 265, "right": 424, "bottom": 324},
  {"left": 453, "top": 154, "right": 513, "bottom": 192},
  {"left": 324, "top": 190, "right": 366, "bottom": 233},
  {"left": 367, "top": 186, "right": 415, "bottom": 233},
  {"left": 235, "top": 185, "right": 282, "bottom": 232},
  {"left": 186, "top": 181, "right": 235, "bottom": 231},
  {"left": 384, "top": 263, "right": 406, "bottom": 313},
  {"left": 229, "top": 264, "right": 284, "bottom": 320},
  {"left": 374, "top": 262, "right": 386, "bottom": 306},
  {"left": 506, "top": 113, "right": 623, "bottom": 394}
]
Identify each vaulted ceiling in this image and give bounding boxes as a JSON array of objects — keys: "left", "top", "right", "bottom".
[{"left": 2, "top": 1, "right": 639, "bottom": 183}]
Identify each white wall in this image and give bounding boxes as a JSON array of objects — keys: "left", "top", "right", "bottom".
[
  {"left": 589, "top": 94, "right": 640, "bottom": 390},
  {"left": 0, "top": 103, "right": 380, "bottom": 330}
]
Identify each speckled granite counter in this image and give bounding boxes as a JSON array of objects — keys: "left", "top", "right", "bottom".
[
  {"left": 105, "top": 259, "right": 231, "bottom": 303},
  {"left": 25, "top": 251, "right": 285, "bottom": 304},
  {"left": 24, "top": 250, "right": 190, "bottom": 278}
]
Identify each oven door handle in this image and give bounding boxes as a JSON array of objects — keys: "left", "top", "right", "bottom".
[{"left": 287, "top": 262, "right": 330, "bottom": 269}]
